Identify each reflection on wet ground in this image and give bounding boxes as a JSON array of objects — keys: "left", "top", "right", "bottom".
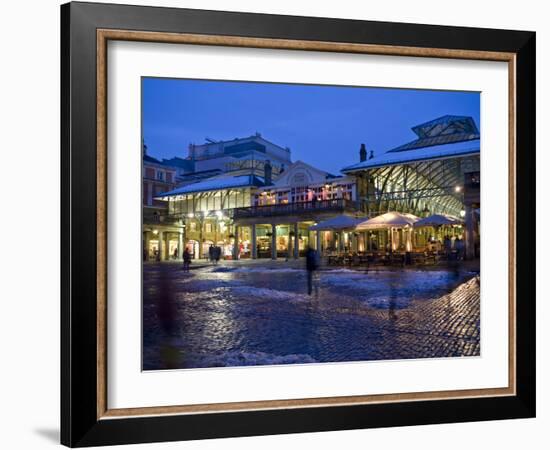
[{"left": 143, "top": 262, "right": 480, "bottom": 370}]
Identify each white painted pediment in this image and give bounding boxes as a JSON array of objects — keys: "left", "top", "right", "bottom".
[{"left": 272, "top": 161, "right": 329, "bottom": 187}]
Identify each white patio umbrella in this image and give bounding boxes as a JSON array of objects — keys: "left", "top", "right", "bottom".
[
  {"left": 355, "top": 212, "right": 419, "bottom": 230},
  {"left": 413, "top": 214, "right": 463, "bottom": 228},
  {"left": 309, "top": 214, "right": 365, "bottom": 231},
  {"left": 356, "top": 212, "right": 420, "bottom": 252},
  {"left": 310, "top": 215, "right": 365, "bottom": 254}
]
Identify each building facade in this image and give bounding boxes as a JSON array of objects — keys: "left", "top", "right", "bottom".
[
  {"left": 231, "top": 160, "right": 361, "bottom": 259},
  {"left": 147, "top": 115, "right": 481, "bottom": 261},
  {"left": 142, "top": 150, "right": 184, "bottom": 261},
  {"left": 154, "top": 135, "right": 364, "bottom": 260}
]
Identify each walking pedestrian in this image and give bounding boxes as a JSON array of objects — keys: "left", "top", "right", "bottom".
[
  {"left": 182, "top": 247, "right": 191, "bottom": 272},
  {"left": 208, "top": 244, "right": 214, "bottom": 264},
  {"left": 305, "top": 246, "right": 318, "bottom": 296}
]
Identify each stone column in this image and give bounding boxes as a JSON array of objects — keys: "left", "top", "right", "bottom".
[
  {"left": 287, "top": 231, "right": 292, "bottom": 260},
  {"left": 316, "top": 230, "right": 322, "bottom": 254},
  {"left": 178, "top": 231, "right": 183, "bottom": 260},
  {"left": 158, "top": 231, "right": 164, "bottom": 261},
  {"left": 293, "top": 222, "right": 299, "bottom": 259},
  {"left": 233, "top": 226, "right": 240, "bottom": 260},
  {"left": 251, "top": 224, "right": 257, "bottom": 259},
  {"left": 198, "top": 220, "right": 204, "bottom": 259},
  {"left": 271, "top": 224, "right": 277, "bottom": 260}
]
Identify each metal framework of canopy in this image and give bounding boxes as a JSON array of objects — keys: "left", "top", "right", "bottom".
[{"left": 360, "top": 156, "right": 479, "bottom": 217}]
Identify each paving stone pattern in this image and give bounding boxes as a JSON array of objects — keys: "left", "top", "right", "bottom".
[{"left": 143, "top": 262, "right": 480, "bottom": 370}]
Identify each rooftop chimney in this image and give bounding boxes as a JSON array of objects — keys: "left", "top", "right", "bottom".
[
  {"left": 264, "top": 160, "right": 273, "bottom": 185},
  {"left": 359, "top": 143, "right": 367, "bottom": 162}
]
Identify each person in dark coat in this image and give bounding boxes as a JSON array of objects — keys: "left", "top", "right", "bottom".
[
  {"left": 182, "top": 248, "right": 191, "bottom": 272},
  {"left": 208, "top": 244, "right": 214, "bottom": 263},
  {"left": 305, "top": 246, "right": 318, "bottom": 296}
]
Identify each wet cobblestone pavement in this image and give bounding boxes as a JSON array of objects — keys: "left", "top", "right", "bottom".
[{"left": 143, "top": 261, "right": 480, "bottom": 370}]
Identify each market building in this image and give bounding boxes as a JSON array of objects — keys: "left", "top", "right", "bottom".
[
  {"left": 154, "top": 134, "right": 291, "bottom": 260},
  {"left": 149, "top": 114, "right": 480, "bottom": 262},
  {"left": 342, "top": 115, "right": 480, "bottom": 258},
  {"left": 232, "top": 160, "right": 360, "bottom": 259},
  {"left": 154, "top": 134, "right": 363, "bottom": 260}
]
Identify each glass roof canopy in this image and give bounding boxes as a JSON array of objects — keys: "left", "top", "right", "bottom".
[{"left": 342, "top": 115, "right": 481, "bottom": 218}]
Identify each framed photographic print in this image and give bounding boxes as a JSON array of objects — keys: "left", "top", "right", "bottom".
[{"left": 61, "top": 1, "right": 536, "bottom": 447}]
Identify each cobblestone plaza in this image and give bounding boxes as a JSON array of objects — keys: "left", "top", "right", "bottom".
[{"left": 143, "top": 261, "right": 480, "bottom": 370}]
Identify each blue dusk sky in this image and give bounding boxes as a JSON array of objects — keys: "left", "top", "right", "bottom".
[{"left": 142, "top": 78, "right": 480, "bottom": 174}]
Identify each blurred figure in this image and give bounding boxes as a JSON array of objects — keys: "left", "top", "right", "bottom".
[
  {"left": 443, "top": 235, "right": 452, "bottom": 258},
  {"left": 173, "top": 247, "right": 178, "bottom": 260},
  {"left": 305, "top": 246, "right": 318, "bottom": 296},
  {"left": 208, "top": 244, "right": 214, "bottom": 263},
  {"left": 388, "top": 296, "right": 398, "bottom": 321},
  {"left": 455, "top": 237, "right": 465, "bottom": 260},
  {"left": 182, "top": 247, "right": 191, "bottom": 272},
  {"left": 156, "top": 275, "right": 181, "bottom": 369}
]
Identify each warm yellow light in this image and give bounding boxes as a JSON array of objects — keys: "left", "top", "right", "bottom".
[
  {"left": 455, "top": 186, "right": 462, "bottom": 192},
  {"left": 152, "top": 230, "right": 158, "bottom": 235},
  {"left": 460, "top": 210, "right": 466, "bottom": 217}
]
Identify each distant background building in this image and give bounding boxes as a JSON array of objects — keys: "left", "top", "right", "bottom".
[{"left": 142, "top": 143, "right": 183, "bottom": 261}]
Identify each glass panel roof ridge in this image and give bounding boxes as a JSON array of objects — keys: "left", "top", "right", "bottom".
[
  {"left": 342, "top": 139, "right": 480, "bottom": 172},
  {"left": 156, "top": 174, "right": 265, "bottom": 197},
  {"left": 411, "top": 115, "right": 479, "bottom": 137},
  {"left": 388, "top": 132, "right": 480, "bottom": 153},
  {"left": 387, "top": 115, "right": 480, "bottom": 153}
]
